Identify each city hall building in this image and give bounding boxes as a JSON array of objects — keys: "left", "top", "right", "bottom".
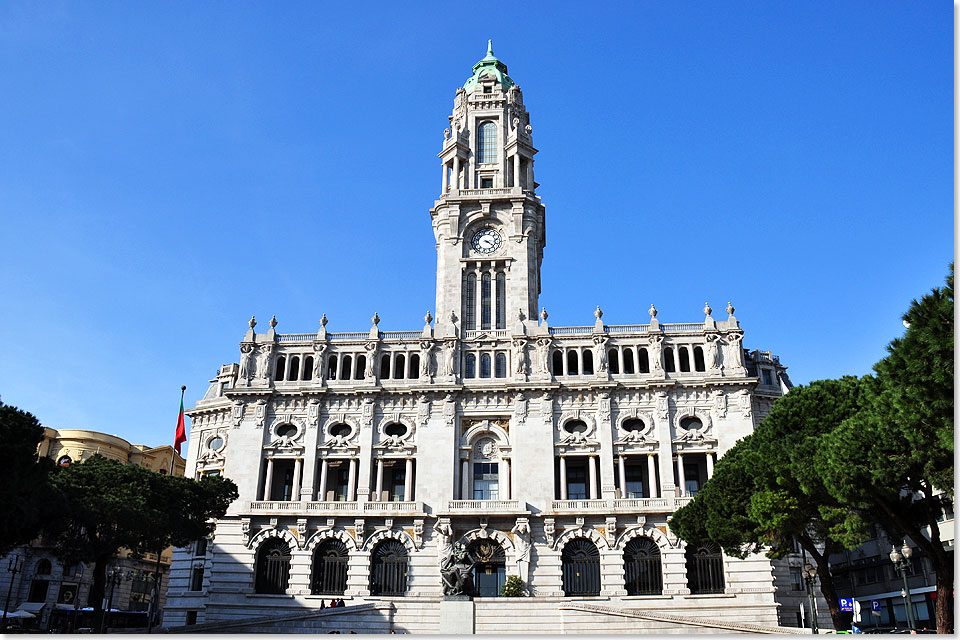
[{"left": 165, "top": 45, "right": 809, "bottom": 634}]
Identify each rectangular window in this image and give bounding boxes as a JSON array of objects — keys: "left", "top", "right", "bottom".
[
  {"left": 790, "top": 567, "right": 803, "bottom": 591},
  {"left": 684, "top": 465, "right": 701, "bottom": 496},
  {"left": 195, "top": 538, "right": 208, "bottom": 557},
  {"left": 481, "top": 273, "right": 492, "bottom": 330},
  {"left": 495, "top": 272, "right": 506, "bottom": 329},
  {"left": 190, "top": 566, "right": 204, "bottom": 591},
  {"left": 27, "top": 579, "right": 49, "bottom": 603},
  {"left": 390, "top": 467, "right": 406, "bottom": 502},
  {"left": 186, "top": 611, "right": 198, "bottom": 625},
  {"left": 480, "top": 177, "right": 494, "bottom": 188},
  {"left": 762, "top": 369, "right": 774, "bottom": 385},
  {"left": 566, "top": 462, "right": 588, "bottom": 500},
  {"left": 473, "top": 462, "right": 499, "bottom": 500},
  {"left": 333, "top": 466, "right": 350, "bottom": 502},
  {"left": 464, "top": 274, "right": 476, "bottom": 330},
  {"left": 625, "top": 463, "right": 644, "bottom": 499}
]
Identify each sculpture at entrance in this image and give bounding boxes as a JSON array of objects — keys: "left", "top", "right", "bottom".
[{"left": 440, "top": 542, "right": 476, "bottom": 596}]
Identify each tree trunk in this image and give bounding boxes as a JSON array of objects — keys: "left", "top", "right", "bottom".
[
  {"left": 89, "top": 556, "right": 109, "bottom": 616},
  {"left": 935, "top": 564, "right": 953, "bottom": 634},
  {"left": 798, "top": 536, "right": 847, "bottom": 631}
]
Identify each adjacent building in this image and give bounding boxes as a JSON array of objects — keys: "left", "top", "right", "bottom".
[{"left": 164, "top": 44, "right": 809, "bottom": 634}]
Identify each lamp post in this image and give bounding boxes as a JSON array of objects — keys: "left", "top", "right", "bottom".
[
  {"left": 2, "top": 555, "right": 24, "bottom": 630},
  {"left": 100, "top": 566, "right": 132, "bottom": 633},
  {"left": 801, "top": 562, "right": 819, "bottom": 634},
  {"left": 889, "top": 543, "right": 916, "bottom": 631}
]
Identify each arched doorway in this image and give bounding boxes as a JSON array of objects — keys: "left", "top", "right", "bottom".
[
  {"left": 469, "top": 539, "right": 506, "bottom": 597},
  {"left": 623, "top": 537, "right": 662, "bottom": 595},
  {"left": 370, "top": 539, "right": 408, "bottom": 596},
  {"left": 311, "top": 539, "right": 349, "bottom": 595},
  {"left": 254, "top": 538, "right": 291, "bottom": 594},
  {"left": 561, "top": 538, "right": 600, "bottom": 596}
]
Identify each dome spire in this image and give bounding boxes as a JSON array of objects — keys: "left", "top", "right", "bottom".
[
  {"left": 487, "top": 39, "right": 494, "bottom": 57},
  {"left": 464, "top": 40, "right": 514, "bottom": 93}
]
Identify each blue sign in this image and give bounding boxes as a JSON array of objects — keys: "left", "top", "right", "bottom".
[
  {"left": 852, "top": 625, "right": 861, "bottom": 633},
  {"left": 871, "top": 600, "right": 882, "bottom": 612},
  {"left": 839, "top": 598, "right": 854, "bottom": 612}
]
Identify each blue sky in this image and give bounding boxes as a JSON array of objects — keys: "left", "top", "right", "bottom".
[{"left": 0, "top": 2, "right": 952, "bottom": 448}]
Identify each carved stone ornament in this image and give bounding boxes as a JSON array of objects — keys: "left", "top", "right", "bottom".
[
  {"left": 739, "top": 390, "right": 753, "bottom": 417},
  {"left": 419, "top": 340, "right": 434, "bottom": 378},
  {"left": 540, "top": 392, "right": 553, "bottom": 422},
  {"left": 364, "top": 342, "right": 378, "bottom": 379},
  {"left": 434, "top": 518, "right": 454, "bottom": 567},
  {"left": 255, "top": 344, "right": 274, "bottom": 381},
  {"left": 417, "top": 397, "right": 431, "bottom": 427},
  {"left": 254, "top": 400, "right": 267, "bottom": 428},
  {"left": 473, "top": 437, "right": 499, "bottom": 460},
  {"left": 597, "top": 392, "right": 611, "bottom": 424},
  {"left": 655, "top": 392, "right": 669, "bottom": 420},
  {"left": 605, "top": 517, "right": 617, "bottom": 548},
  {"left": 544, "top": 517, "right": 556, "bottom": 547},
  {"left": 241, "top": 518, "right": 251, "bottom": 546},
  {"left": 724, "top": 331, "right": 747, "bottom": 375},
  {"left": 704, "top": 333, "right": 723, "bottom": 374},
  {"left": 593, "top": 335, "right": 608, "bottom": 373},
  {"left": 443, "top": 394, "right": 457, "bottom": 426},
  {"left": 535, "top": 337, "right": 551, "bottom": 375},
  {"left": 512, "top": 338, "right": 528, "bottom": 375},
  {"left": 307, "top": 400, "right": 320, "bottom": 426},
  {"left": 354, "top": 519, "right": 365, "bottom": 546},
  {"left": 361, "top": 398, "right": 376, "bottom": 427},
  {"left": 714, "top": 391, "right": 727, "bottom": 419},
  {"left": 312, "top": 342, "right": 327, "bottom": 380},
  {"left": 238, "top": 343, "right": 255, "bottom": 384},
  {"left": 648, "top": 335, "right": 664, "bottom": 374},
  {"left": 442, "top": 340, "right": 458, "bottom": 377},
  {"left": 413, "top": 519, "right": 424, "bottom": 549},
  {"left": 231, "top": 401, "right": 244, "bottom": 428},
  {"left": 514, "top": 392, "right": 528, "bottom": 424}
]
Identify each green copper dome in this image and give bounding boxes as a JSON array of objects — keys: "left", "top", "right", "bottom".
[{"left": 463, "top": 40, "right": 515, "bottom": 93}]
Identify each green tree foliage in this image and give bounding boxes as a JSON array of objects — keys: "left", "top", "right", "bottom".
[
  {"left": 46, "top": 455, "right": 238, "bottom": 621},
  {"left": 670, "top": 377, "right": 870, "bottom": 630},
  {"left": 500, "top": 575, "right": 526, "bottom": 597},
  {"left": 0, "top": 403, "right": 54, "bottom": 556},
  {"left": 817, "top": 266, "right": 954, "bottom": 633}
]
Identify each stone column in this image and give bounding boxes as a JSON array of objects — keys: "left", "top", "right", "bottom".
[
  {"left": 676, "top": 453, "right": 686, "bottom": 497},
  {"left": 501, "top": 458, "right": 510, "bottom": 500},
  {"left": 474, "top": 266, "right": 483, "bottom": 332},
  {"left": 559, "top": 456, "right": 568, "bottom": 500},
  {"left": 706, "top": 451, "right": 714, "bottom": 479},
  {"left": 404, "top": 458, "right": 413, "bottom": 501},
  {"left": 347, "top": 458, "right": 357, "bottom": 502},
  {"left": 618, "top": 456, "right": 627, "bottom": 498},
  {"left": 647, "top": 453, "right": 658, "bottom": 498},
  {"left": 452, "top": 156, "right": 461, "bottom": 190},
  {"left": 461, "top": 459, "right": 470, "bottom": 501},
  {"left": 588, "top": 456, "right": 598, "bottom": 500},
  {"left": 374, "top": 459, "right": 384, "bottom": 501},
  {"left": 513, "top": 153, "right": 520, "bottom": 188},
  {"left": 292, "top": 458, "right": 302, "bottom": 503},
  {"left": 441, "top": 162, "right": 448, "bottom": 193},
  {"left": 263, "top": 458, "right": 274, "bottom": 501},
  {"left": 318, "top": 458, "right": 329, "bottom": 502}
]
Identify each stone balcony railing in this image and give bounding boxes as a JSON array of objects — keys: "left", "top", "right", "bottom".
[
  {"left": 248, "top": 500, "right": 423, "bottom": 516},
  {"left": 550, "top": 497, "right": 683, "bottom": 514},
  {"left": 445, "top": 499, "right": 527, "bottom": 514}
]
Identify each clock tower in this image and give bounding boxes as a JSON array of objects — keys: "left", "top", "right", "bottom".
[{"left": 431, "top": 42, "right": 545, "bottom": 335}]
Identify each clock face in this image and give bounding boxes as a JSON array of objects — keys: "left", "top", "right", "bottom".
[{"left": 471, "top": 227, "right": 503, "bottom": 254}]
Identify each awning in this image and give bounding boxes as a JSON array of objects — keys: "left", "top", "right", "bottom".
[{"left": 17, "top": 602, "right": 45, "bottom": 613}]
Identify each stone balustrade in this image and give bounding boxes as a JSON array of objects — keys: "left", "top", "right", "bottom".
[
  {"left": 445, "top": 499, "right": 527, "bottom": 514},
  {"left": 248, "top": 501, "right": 424, "bottom": 516}
]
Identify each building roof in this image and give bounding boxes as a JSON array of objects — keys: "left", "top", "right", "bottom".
[{"left": 463, "top": 40, "right": 514, "bottom": 93}]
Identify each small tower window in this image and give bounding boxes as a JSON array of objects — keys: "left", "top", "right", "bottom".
[
  {"left": 495, "top": 272, "right": 506, "bottom": 329},
  {"left": 480, "top": 353, "right": 492, "bottom": 378},
  {"left": 495, "top": 353, "right": 507, "bottom": 378},
  {"left": 465, "top": 354, "right": 476, "bottom": 378},
  {"left": 478, "top": 121, "right": 497, "bottom": 163}
]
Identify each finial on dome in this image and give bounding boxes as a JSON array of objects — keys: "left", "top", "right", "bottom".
[
  {"left": 726, "top": 302, "right": 735, "bottom": 317},
  {"left": 648, "top": 304, "right": 658, "bottom": 318},
  {"left": 249, "top": 315, "right": 257, "bottom": 329},
  {"left": 320, "top": 313, "right": 328, "bottom": 327},
  {"left": 269, "top": 315, "right": 277, "bottom": 329},
  {"left": 703, "top": 302, "right": 712, "bottom": 317},
  {"left": 372, "top": 312, "right": 380, "bottom": 326},
  {"left": 487, "top": 39, "right": 494, "bottom": 57},
  {"left": 540, "top": 307, "right": 549, "bottom": 321},
  {"left": 594, "top": 305, "right": 603, "bottom": 320},
  {"left": 424, "top": 310, "right": 433, "bottom": 324}
]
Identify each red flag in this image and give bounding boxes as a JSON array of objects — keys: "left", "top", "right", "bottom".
[{"left": 174, "top": 387, "right": 186, "bottom": 455}]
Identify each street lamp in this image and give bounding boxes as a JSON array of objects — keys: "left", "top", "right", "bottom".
[
  {"left": 889, "top": 543, "right": 916, "bottom": 631},
  {"left": 2, "top": 556, "right": 24, "bottom": 631},
  {"left": 801, "top": 562, "right": 820, "bottom": 634},
  {"left": 99, "top": 566, "right": 133, "bottom": 633}
]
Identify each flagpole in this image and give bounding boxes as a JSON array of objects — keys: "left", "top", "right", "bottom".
[{"left": 170, "top": 385, "right": 185, "bottom": 476}]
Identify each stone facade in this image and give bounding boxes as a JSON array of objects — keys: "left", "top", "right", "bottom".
[{"left": 165, "top": 43, "right": 805, "bottom": 633}]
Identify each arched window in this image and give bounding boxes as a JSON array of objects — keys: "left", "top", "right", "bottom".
[
  {"left": 464, "top": 273, "right": 477, "bottom": 330},
  {"left": 481, "top": 273, "right": 492, "bottom": 330},
  {"left": 622, "top": 418, "right": 645, "bottom": 433},
  {"left": 680, "top": 416, "right": 703, "bottom": 432},
  {"left": 275, "top": 356, "right": 286, "bottom": 382},
  {"left": 303, "top": 356, "right": 314, "bottom": 380},
  {"left": 288, "top": 356, "right": 300, "bottom": 381},
  {"left": 380, "top": 354, "right": 391, "bottom": 379},
  {"left": 477, "top": 121, "right": 497, "bottom": 163},
  {"left": 409, "top": 354, "right": 420, "bottom": 378},
  {"left": 664, "top": 348, "right": 676, "bottom": 373},
  {"left": 567, "top": 350, "right": 579, "bottom": 376},
  {"left": 340, "top": 355, "right": 352, "bottom": 380},
  {"left": 638, "top": 348, "right": 650, "bottom": 373},
  {"left": 370, "top": 539, "right": 408, "bottom": 596},
  {"left": 480, "top": 354, "right": 492, "bottom": 378},
  {"left": 255, "top": 539, "right": 291, "bottom": 594},
  {"left": 63, "top": 563, "right": 83, "bottom": 578},
  {"left": 608, "top": 349, "right": 620, "bottom": 374},
  {"left": 469, "top": 539, "right": 506, "bottom": 597},
  {"left": 686, "top": 542, "right": 724, "bottom": 594},
  {"left": 354, "top": 355, "right": 366, "bottom": 380},
  {"left": 393, "top": 354, "right": 406, "bottom": 379},
  {"left": 693, "top": 347, "right": 705, "bottom": 372},
  {"left": 495, "top": 272, "right": 506, "bottom": 329},
  {"left": 327, "top": 355, "right": 338, "bottom": 380},
  {"left": 495, "top": 353, "right": 506, "bottom": 378},
  {"left": 552, "top": 350, "right": 564, "bottom": 375},
  {"left": 624, "top": 537, "right": 662, "bottom": 595},
  {"left": 582, "top": 349, "right": 594, "bottom": 375},
  {"left": 311, "top": 539, "right": 349, "bottom": 595},
  {"left": 35, "top": 559, "right": 52, "bottom": 575},
  {"left": 678, "top": 347, "right": 690, "bottom": 373},
  {"left": 561, "top": 539, "right": 600, "bottom": 596},
  {"left": 623, "top": 347, "right": 636, "bottom": 374},
  {"left": 465, "top": 353, "right": 476, "bottom": 378}
]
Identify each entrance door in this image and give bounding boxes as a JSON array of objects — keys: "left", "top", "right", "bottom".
[{"left": 474, "top": 562, "right": 505, "bottom": 597}]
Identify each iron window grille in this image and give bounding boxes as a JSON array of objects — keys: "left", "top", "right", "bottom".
[
  {"left": 561, "top": 539, "right": 601, "bottom": 596},
  {"left": 311, "top": 540, "right": 349, "bottom": 595},
  {"left": 623, "top": 538, "right": 662, "bottom": 595},
  {"left": 254, "top": 539, "right": 291, "bottom": 594},
  {"left": 686, "top": 542, "right": 725, "bottom": 594},
  {"left": 370, "top": 540, "right": 408, "bottom": 596}
]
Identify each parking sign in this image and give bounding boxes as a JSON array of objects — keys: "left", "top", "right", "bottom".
[
  {"left": 871, "top": 600, "right": 881, "bottom": 612},
  {"left": 839, "top": 598, "right": 854, "bottom": 612}
]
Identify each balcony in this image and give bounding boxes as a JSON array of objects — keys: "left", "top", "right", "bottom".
[
  {"left": 550, "top": 497, "right": 678, "bottom": 514},
  {"left": 248, "top": 501, "right": 423, "bottom": 516},
  {"left": 445, "top": 499, "right": 527, "bottom": 515}
]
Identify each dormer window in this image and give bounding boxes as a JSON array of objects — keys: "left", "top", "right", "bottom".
[
  {"left": 480, "top": 177, "right": 493, "bottom": 188},
  {"left": 477, "top": 121, "right": 497, "bottom": 163}
]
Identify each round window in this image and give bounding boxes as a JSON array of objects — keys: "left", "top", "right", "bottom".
[
  {"left": 622, "top": 418, "right": 645, "bottom": 432},
  {"left": 57, "top": 455, "right": 72, "bottom": 466},
  {"left": 329, "top": 423, "right": 351, "bottom": 438},
  {"left": 276, "top": 424, "right": 297, "bottom": 438},
  {"left": 209, "top": 436, "right": 224, "bottom": 452},
  {"left": 563, "top": 420, "right": 588, "bottom": 435},
  {"left": 679, "top": 417, "right": 703, "bottom": 431},
  {"left": 384, "top": 423, "right": 408, "bottom": 438}
]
